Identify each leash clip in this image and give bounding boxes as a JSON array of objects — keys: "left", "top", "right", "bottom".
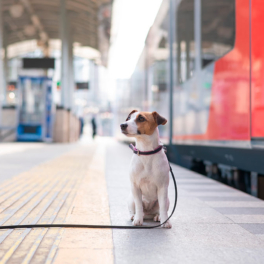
[{"left": 137, "top": 150, "right": 140, "bottom": 156}]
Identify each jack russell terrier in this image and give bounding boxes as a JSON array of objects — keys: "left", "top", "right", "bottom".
[{"left": 120, "top": 110, "right": 172, "bottom": 228}]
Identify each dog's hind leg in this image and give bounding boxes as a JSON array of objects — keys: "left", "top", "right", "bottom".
[
  {"left": 148, "top": 201, "right": 160, "bottom": 222},
  {"left": 158, "top": 188, "right": 172, "bottom": 228},
  {"left": 153, "top": 214, "right": 160, "bottom": 222},
  {"left": 127, "top": 194, "right": 135, "bottom": 220},
  {"left": 153, "top": 198, "right": 169, "bottom": 222}
]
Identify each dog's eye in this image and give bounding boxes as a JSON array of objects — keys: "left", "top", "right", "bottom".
[
  {"left": 126, "top": 116, "right": 131, "bottom": 121},
  {"left": 138, "top": 116, "right": 145, "bottom": 122}
]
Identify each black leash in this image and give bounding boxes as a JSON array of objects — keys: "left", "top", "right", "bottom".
[{"left": 0, "top": 166, "right": 177, "bottom": 230}]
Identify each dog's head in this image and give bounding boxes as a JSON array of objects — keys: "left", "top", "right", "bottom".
[{"left": 120, "top": 110, "right": 167, "bottom": 137}]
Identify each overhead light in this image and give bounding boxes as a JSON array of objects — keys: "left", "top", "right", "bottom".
[
  {"left": 9, "top": 92, "right": 15, "bottom": 99},
  {"left": 24, "top": 25, "right": 36, "bottom": 36},
  {"left": 9, "top": 4, "right": 24, "bottom": 18}
]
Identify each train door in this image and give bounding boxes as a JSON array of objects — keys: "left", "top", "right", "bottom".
[{"left": 251, "top": 0, "right": 264, "bottom": 144}]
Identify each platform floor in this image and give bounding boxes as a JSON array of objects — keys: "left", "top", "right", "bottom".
[{"left": 0, "top": 138, "right": 264, "bottom": 263}]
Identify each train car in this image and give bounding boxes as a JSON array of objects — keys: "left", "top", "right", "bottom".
[{"left": 119, "top": 0, "right": 264, "bottom": 199}]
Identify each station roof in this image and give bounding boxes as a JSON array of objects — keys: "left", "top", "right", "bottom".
[{"left": 1, "top": 0, "right": 112, "bottom": 65}]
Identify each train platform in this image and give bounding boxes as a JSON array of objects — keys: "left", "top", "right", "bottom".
[{"left": 0, "top": 138, "right": 264, "bottom": 264}]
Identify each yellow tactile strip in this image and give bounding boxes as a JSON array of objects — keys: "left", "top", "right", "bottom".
[
  {"left": 53, "top": 142, "right": 114, "bottom": 264},
  {"left": 0, "top": 142, "right": 114, "bottom": 264}
]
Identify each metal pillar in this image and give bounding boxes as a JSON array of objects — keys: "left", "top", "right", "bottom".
[
  {"left": 89, "top": 60, "right": 95, "bottom": 102},
  {"left": 0, "top": 0, "right": 4, "bottom": 122},
  {"left": 68, "top": 28, "right": 74, "bottom": 110},
  {"left": 186, "top": 40, "right": 190, "bottom": 79},
  {"left": 3, "top": 31, "right": 8, "bottom": 106},
  {"left": 60, "top": 0, "right": 73, "bottom": 110},
  {"left": 194, "top": 0, "right": 202, "bottom": 73},
  {"left": 169, "top": 0, "right": 175, "bottom": 145},
  {"left": 194, "top": 0, "right": 203, "bottom": 112},
  {"left": 89, "top": 60, "right": 99, "bottom": 104}
]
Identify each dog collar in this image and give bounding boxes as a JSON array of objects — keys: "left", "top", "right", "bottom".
[{"left": 129, "top": 144, "right": 163, "bottom": 156}]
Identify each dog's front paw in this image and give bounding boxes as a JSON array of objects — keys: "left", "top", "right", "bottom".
[
  {"left": 133, "top": 216, "right": 143, "bottom": 226},
  {"left": 161, "top": 220, "right": 172, "bottom": 229}
]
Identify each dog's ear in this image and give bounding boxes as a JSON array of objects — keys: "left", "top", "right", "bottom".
[
  {"left": 152, "top": 112, "right": 167, "bottom": 126},
  {"left": 126, "top": 110, "right": 138, "bottom": 121}
]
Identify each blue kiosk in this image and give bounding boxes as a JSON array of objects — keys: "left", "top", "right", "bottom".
[{"left": 17, "top": 58, "right": 55, "bottom": 142}]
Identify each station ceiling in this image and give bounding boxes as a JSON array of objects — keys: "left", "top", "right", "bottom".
[{"left": 1, "top": 0, "right": 112, "bottom": 65}]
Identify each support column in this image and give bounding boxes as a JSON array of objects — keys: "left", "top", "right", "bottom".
[
  {"left": 89, "top": 60, "right": 98, "bottom": 104},
  {"left": 60, "top": 0, "right": 74, "bottom": 110},
  {"left": 67, "top": 29, "right": 74, "bottom": 110},
  {"left": 194, "top": 0, "right": 203, "bottom": 111},
  {"left": 60, "top": 0, "right": 70, "bottom": 109},
  {"left": 0, "top": 0, "right": 4, "bottom": 123},
  {"left": 56, "top": 0, "right": 76, "bottom": 143},
  {"left": 169, "top": 0, "right": 175, "bottom": 145},
  {"left": 186, "top": 40, "right": 190, "bottom": 79},
  {"left": 67, "top": 29, "right": 75, "bottom": 142},
  {"left": 3, "top": 31, "right": 8, "bottom": 106},
  {"left": 194, "top": 0, "right": 202, "bottom": 73}
]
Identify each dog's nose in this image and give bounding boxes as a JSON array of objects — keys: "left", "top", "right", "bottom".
[{"left": 120, "top": 123, "right": 128, "bottom": 130}]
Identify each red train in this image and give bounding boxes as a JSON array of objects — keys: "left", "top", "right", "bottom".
[
  {"left": 171, "top": 0, "right": 264, "bottom": 199},
  {"left": 117, "top": 0, "right": 264, "bottom": 199}
]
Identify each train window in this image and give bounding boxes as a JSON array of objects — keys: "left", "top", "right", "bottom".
[
  {"left": 177, "top": 0, "right": 195, "bottom": 84},
  {"left": 153, "top": 60, "right": 167, "bottom": 93},
  {"left": 201, "top": 0, "right": 235, "bottom": 68}
]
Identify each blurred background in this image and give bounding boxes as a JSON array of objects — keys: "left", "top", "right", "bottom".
[
  {"left": 0, "top": 0, "right": 162, "bottom": 142},
  {"left": 1, "top": 0, "right": 264, "bottom": 199}
]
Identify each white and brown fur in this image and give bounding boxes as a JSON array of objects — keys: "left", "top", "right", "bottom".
[{"left": 120, "top": 110, "right": 172, "bottom": 228}]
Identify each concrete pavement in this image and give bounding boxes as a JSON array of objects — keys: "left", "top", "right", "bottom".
[
  {"left": 105, "top": 140, "right": 264, "bottom": 264},
  {"left": 0, "top": 138, "right": 264, "bottom": 263}
]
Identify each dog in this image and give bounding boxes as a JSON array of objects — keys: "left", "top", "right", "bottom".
[{"left": 120, "top": 110, "right": 172, "bottom": 228}]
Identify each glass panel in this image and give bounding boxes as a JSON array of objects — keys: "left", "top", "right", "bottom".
[
  {"left": 201, "top": 0, "right": 235, "bottom": 68},
  {"left": 140, "top": 7, "right": 170, "bottom": 141},
  {"left": 177, "top": 0, "right": 195, "bottom": 84},
  {"left": 19, "top": 78, "right": 45, "bottom": 124}
]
